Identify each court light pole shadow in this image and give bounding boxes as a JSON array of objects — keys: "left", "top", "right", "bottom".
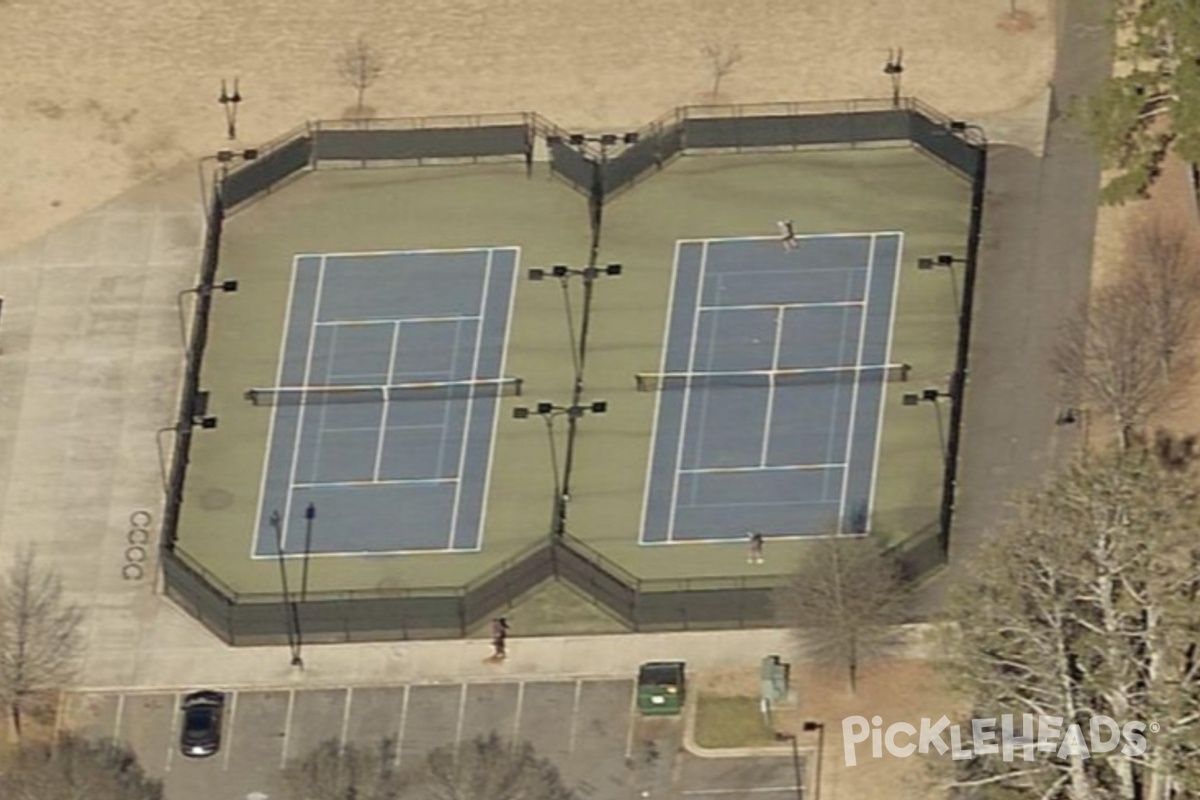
[
  {"left": 903, "top": 387, "right": 953, "bottom": 463},
  {"left": 300, "top": 502, "right": 316, "bottom": 602},
  {"left": 802, "top": 720, "right": 825, "bottom": 800},
  {"left": 176, "top": 279, "right": 239, "bottom": 351},
  {"left": 916, "top": 255, "right": 964, "bottom": 321},
  {"left": 772, "top": 732, "right": 804, "bottom": 800},
  {"left": 513, "top": 400, "right": 608, "bottom": 536},
  {"left": 268, "top": 509, "right": 304, "bottom": 668}
]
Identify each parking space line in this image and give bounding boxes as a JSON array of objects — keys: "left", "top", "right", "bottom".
[
  {"left": 164, "top": 692, "right": 181, "bottom": 774},
  {"left": 393, "top": 685, "right": 410, "bottom": 768},
  {"left": 624, "top": 681, "right": 639, "bottom": 761},
  {"left": 340, "top": 688, "right": 354, "bottom": 755},
  {"left": 511, "top": 682, "right": 525, "bottom": 742},
  {"left": 567, "top": 680, "right": 583, "bottom": 754},
  {"left": 280, "top": 690, "right": 296, "bottom": 769},
  {"left": 112, "top": 693, "right": 126, "bottom": 740},
  {"left": 222, "top": 691, "right": 239, "bottom": 772},
  {"left": 453, "top": 683, "right": 468, "bottom": 746}
]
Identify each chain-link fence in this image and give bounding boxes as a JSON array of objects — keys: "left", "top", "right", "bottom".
[{"left": 163, "top": 98, "right": 984, "bottom": 644}]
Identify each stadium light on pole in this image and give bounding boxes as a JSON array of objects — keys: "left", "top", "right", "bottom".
[
  {"left": 218, "top": 77, "right": 243, "bottom": 140},
  {"left": 177, "top": 279, "right": 239, "bottom": 351},
  {"left": 526, "top": 263, "right": 622, "bottom": 525},
  {"left": 916, "top": 254, "right": 963, "bottom": 319},
  {"left": 883, "top": 48, "right": 904, "bottom": 108},
  {"left": 513, "top": 400, "right": 609, "bottom": 536},
  {"left": 155, "top": 411, "right": 218, "bottom": 495}
]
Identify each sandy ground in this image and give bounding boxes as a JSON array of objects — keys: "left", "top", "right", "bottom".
[{"left": 0, "top": 0, "right": 1054, "bottom": 256}]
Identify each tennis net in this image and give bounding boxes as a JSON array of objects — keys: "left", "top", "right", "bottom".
[
  {"left": 244, "top": 377, "right": 524, "bottom": 406},
  {"left": 634, "top": 364, "right": 910, "bottom": 392}
]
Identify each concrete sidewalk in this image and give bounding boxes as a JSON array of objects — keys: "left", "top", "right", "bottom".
[{"left": 80, "top": 609, "right": 942, "bottom": 692}]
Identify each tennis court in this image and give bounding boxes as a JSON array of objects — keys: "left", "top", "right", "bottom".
[
  {"left": 639, "top": 233, "right": 902, "bottom": 543},
  {"left": 251, "top": 247, "right": 519, "bottom": 557}
]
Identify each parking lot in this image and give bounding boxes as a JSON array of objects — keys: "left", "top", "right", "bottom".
[{"left": 62, "top": 679, "right": 804, "bottom": 800}]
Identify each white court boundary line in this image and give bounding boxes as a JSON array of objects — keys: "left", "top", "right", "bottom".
[
  {"left": 664, "top": 241, "right": 710, "bottom": 544},
  {"left": 680, "top": 463, "right": 845, "bottom": 475},
  {"left": 293, "top": 477, "right": 457, "bottom": 489},
  {"left": 281, "top": 254, "right": 328, "bottom": 551},
  {"left": 864, "top": 233, "right": 906, "bottom": 535},
  {"left": 476, "top": 246, "right": 521, "bottom": 553},
  {"left": 676, "top": 231, "right": 903, "bottom": 246},
  {"left": 835, "top": 234, "right": 877, "bottom": 534},
  {"left": 637, "top": 240, "right": 685, "bottom": 546},
  {"left": 314, "top": 314, "right": 481, "bottom": 327},
  {"left": 446, "top": 248, "right": 493, "bottom": 550},
  {"left": 759, "top": 307, "right": 786, "bottom": 465},
  {"left": 373, "top": 321, "right": 402, "bottom": 480},
  {"left": 698, "top": 299, "right": 862, "bottom": 312},
  {"left": 251, "top": 254, "right": 307, "bottom": 559}
]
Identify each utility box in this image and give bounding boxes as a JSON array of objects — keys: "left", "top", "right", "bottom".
[
  {"left": 637, "top": 661, "right": 686, "bottom": 715},
  {"left": 760, "top": 655, "right": 790, "bottom": 704}
]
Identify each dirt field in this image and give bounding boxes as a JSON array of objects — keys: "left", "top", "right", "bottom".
[{"left": 0, "top": 0, "right": 1053, "bottom": 256}]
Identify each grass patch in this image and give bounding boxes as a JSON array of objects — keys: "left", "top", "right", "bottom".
[{"left": 692, "top": 694, "right": 779, "bottom": 749}]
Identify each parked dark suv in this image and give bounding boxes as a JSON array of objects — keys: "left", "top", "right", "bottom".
[{"left": 179, "top": 690, "right": 225, "bottom": 758}]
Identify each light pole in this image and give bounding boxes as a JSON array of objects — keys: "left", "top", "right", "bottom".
[
  {"left": 903, "top": 387, "right": 952, "bottom": 463},
  {"left": 883, "top": 48, "right": 904, "bottom": 108},
  {"left": 155, "top": 413, "right": 218, "bottom": 494},
  {"left": 527, "top": 263, "right": 621, "bottom": 519},
  {"left": 802, "top": 721, "right": 826, "bottom": 800},
  {"left": 513, "top": 400, "right": 609, "bottom": 536},
  {"left": 916, "top": 254, "right": 963, "bottom": 320},
  {"left": 218, "top": 78, "right": 243, "bottom": 140},
  {"left": 177, "top": 279, "right": 239, "bottom": 351}
]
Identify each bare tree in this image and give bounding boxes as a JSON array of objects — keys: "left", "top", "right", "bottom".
[
  {"left": 0, "top": 547, "right": 85, "bottom": 738},
  {"left": 337, "top": 36, "right": 387, "bottom": 119},
  {"left": 700, "top": 42, "right": 743, "bottom": 102},
  {"left": 284, "top": 737, "right": 403, "bottom": 800},
  {"left": 412, "top": 732, "right": 575, "bottom": 800},
  {"left": 943, "top": 448, "right": 1200, "bottom": 799},
  {"left": 1053, "top": 283, "right": 1170, "bottom": 450},
  {"left": 779, "top": 535, "right": 909, "bottom": 693},
  {"left": 0, "top": 735, "right": 162, "bottom": 800},
  {"left": 1124, "top": 213, "right": 1200, "bottom": 379}
]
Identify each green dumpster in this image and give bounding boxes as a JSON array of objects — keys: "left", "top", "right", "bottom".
[{"left": 637, "top": 661, "right": 686, "bottom": 715}]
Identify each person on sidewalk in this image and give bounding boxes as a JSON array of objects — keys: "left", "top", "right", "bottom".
[
  {"left": 491, "top": 617, "right": 510, "bottom": 660},
  {"left": 747, "top": 531, "right": 765, "bottom": 564}
]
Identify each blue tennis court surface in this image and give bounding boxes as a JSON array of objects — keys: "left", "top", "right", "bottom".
[
  {"left": 639, "top": 233, "right": 902, "bottom": 543},
  {"left": 253, "top": 248, "right": 518, "bottom": 557}
]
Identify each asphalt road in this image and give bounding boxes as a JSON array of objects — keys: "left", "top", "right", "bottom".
[{"left": 945, "top": 0, "right": 1113, "bottom": 574}]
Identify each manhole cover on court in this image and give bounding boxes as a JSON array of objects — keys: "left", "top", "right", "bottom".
[{"left": 201, "top": 488, "right": 234, "bottom": 510}]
